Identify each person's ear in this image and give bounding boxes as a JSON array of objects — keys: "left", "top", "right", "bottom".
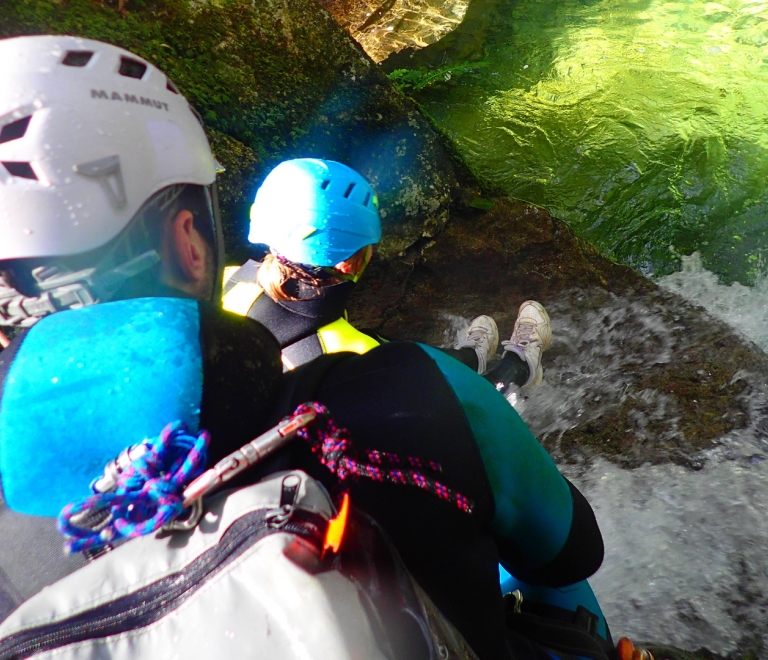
[
  {"left": 334, "top": 260, "right": 355, "bottom": 275},
  {"left": 334, "top": 245, "right": 373, "bottom": 278},
  {"left": 170, "top": 209, "right": 208, "bottom": 283}
]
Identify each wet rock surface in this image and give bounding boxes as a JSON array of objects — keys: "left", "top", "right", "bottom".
[{"left": 348, "top": 196, "right": 768, "bottom": 470}]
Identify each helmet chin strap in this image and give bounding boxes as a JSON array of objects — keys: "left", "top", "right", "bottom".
[{"left": 0, "top": 251, "right": 161, "bottom": 327}]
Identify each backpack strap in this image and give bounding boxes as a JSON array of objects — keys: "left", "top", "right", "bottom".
[
  {"left": 505, "top": 593, "right": 615, "bottom": 660},
  {"left": 0, "top": 481, "right": 86, "bottom": 624},
  {"left": 222, "top": 260, "right": 264, "bottom": 315}
]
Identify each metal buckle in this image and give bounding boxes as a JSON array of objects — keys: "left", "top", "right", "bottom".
[{"left": 266, "top": 474, "right": 302, "bottom": 529}]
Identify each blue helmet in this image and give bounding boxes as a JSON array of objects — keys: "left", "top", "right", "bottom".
[{"left": 248, "top": 159, "right": 381, "bottom": 267}]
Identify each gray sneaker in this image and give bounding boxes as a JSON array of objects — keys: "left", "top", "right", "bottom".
[
  {"left": 454, "top": 315, "right": 499, "bottom": 374},
  {"left": 501, "top": 301, "right": 551, "bottom": 389}
]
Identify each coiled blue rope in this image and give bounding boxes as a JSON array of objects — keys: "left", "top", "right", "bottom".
[{"left": 58, "top": 421, "right": 209, "bottom": 554}]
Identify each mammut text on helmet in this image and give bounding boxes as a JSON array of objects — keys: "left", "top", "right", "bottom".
[{"left": 90, "top": 89, "right": 169, "bottom": 111}]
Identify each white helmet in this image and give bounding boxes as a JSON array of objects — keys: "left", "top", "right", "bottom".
[{"left": 0, "top": 35, "right": 217, "bottom": 262}]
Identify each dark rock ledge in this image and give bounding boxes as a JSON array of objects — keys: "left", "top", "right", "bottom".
[{"left": 349, "top": 195, "right": 768, "bottom": 470}]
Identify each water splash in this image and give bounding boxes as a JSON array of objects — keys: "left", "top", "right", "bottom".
[
  {"left": 565, "top": 415, "right": 768, "bottom": 655},
  {"left": 658, "top": 252, "right": 768, "bottom": 353},
  {"left": 440, "top": 262, "right": 768, "bottom": 652},
  {"left": 512, "top": 293, "right": 684, "bottom": 456},
  {"left": 439, "top": 311, "right": 470, "bottom": 347}
]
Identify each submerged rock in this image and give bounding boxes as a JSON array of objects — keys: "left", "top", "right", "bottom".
[{"left": 323, "top": 0, "right": 471, "bottom": 63}]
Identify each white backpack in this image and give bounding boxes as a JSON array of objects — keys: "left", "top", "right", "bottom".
[{"left": 0, "top": 470, "right": 478, "bottom": 660}]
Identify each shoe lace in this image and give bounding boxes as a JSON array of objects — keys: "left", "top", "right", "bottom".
[
  {"left": 465, "top": 325, "right": 491, "bottom": 345},
  {"left": 503, "top": 320, "right": 537, "bottom": 349}
]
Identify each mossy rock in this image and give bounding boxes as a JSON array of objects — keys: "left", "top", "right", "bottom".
[{"left": 0, "top": 0, "right": 461, "bottom": 262}]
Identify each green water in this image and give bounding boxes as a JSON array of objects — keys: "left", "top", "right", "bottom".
[{"left": 408, "top": 0, "right": 768, "bottom": 281}]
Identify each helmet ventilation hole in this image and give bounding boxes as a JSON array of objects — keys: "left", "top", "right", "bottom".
[
  {"left": 343, "top": 183, "right": 356, "bottom": 198},
  {"left": 2, "top": 162, "right": 37, "bottom": 180},
  {"left": 118, "top": 57, "right": 148, "bottom": 80},
  {"left": 320, "top": 179, "right": 331, "bottom": 190},
  {"left": 363, "top": 192, "right": 371, "bottom": 207},
  {"left": 62, "top": 51, "right": 94, "bottom": 67},
  {"left": 0, "top": 116, "right": 32, "bottom": 145},
  {"left": 166, "top": 79, "right": 180, "bottom": 94}
]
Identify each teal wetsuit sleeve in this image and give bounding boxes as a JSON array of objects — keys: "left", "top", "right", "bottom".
[{"left": 418, "top": 344, "right": 572, "bottom": 569}]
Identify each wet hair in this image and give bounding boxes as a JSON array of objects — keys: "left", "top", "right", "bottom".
[{"left": 257, "top": 246, "right": 371, "bottom": 302}]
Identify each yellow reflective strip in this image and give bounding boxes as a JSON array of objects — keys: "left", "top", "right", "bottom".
[
  {"left": 222, "top": 282, "right": 263, "bottom": 316},
  {"left": 317, "top": 318, "right": 380, "bottom": 355},
  {"left": 223, "top": 266, "right": 239, "bottom": 287}
]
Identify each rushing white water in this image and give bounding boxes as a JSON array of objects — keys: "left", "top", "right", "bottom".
[
  {"left": 444, "top": 261, "right": 768, "bottom": 655},
  {"left": 577, "top": 254, "right": 768, "bottom": 654},
  {"left": 566, "top": 435, "right": 768, "bottom": 656},
  {"left": 658, "top": 252, "right": 768, "bottom": 354}
]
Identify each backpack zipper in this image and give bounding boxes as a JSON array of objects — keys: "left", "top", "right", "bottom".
[{"left": 0, "top": 509, "right": 324, "bottom": 660}]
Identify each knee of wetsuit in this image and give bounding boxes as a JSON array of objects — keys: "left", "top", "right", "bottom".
[{"left": 500, "top": 575, "right": 609, "bottom": 643}]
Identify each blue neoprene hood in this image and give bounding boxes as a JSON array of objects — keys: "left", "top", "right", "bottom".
[{"left": 0, "top": 298, "right": 203, "bottom": 516}]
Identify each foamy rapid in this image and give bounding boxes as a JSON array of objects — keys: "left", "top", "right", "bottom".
[
  {"left": 657, "top": 252, "right": 768, "bottom": 353},
  {"left": 443, "top": 258, "right": 768, "bottom": 654}
]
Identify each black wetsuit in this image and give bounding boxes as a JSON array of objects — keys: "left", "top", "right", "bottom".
[
  {"left": 226, "top": 260, "right": 531, "bottom": 387},
  {"left": 0, "top": 299, "right": 604, "bottom": 659}
]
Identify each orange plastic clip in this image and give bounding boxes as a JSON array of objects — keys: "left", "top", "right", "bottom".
[
  {"left": 323, "top": 492, "right": 350, "bottom": 556},
  {"left": 617, "top": 637, "right": 654, "bottom": 660}
]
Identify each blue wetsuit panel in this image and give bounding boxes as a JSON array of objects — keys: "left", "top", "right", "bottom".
[
  {"left": 0, "top": 298, "right": 203, "bottom": 516},
  {"left": 418, "top": 344, "right": 572, "bottom": 568}
]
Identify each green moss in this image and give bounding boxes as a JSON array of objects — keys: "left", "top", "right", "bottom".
[
  {"left": 387, "top": 61, "right": 488, "bottom": 93},
  {"left": 1, "top": 0, "right": 343, "bottom": 159},
  {"left": 206, "top": 130, "right": 259, "bottom": 261}
]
